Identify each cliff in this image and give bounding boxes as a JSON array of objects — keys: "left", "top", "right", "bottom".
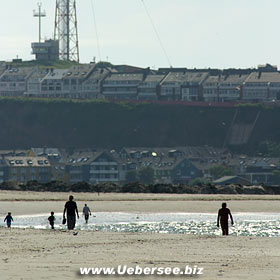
[{"left": 0, "top": 98, "right": 278, "bottom": 154}]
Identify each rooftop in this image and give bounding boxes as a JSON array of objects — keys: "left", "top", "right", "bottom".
[
  {"left": 41, "top": 69, "right": 69, "bottom": 81},
  {"left": 62, "top": 64, "right": 96, "bottom": 79},
  {"left": 204, "top": 74, "right": 249, "bottom": 86},
  {"left": 86, "top": 67, "right": 111, "bottom": 81},
  {"left": 105, "top": 73, "right": 144, "bottom": 82},
  {"left": 5, "top": 156, "right": 50, "bottom": 167},
  {"left": 0, "top": 67, "right": 34, "bottom": 80},
  {"left": 244, "top": 72, "right": 280, "bottom": 84},
  {"left": 141, "top": 74, "right": 166, "bottom": 83},
  {"left": 162, "top": 71, "right": 208, "bottom": 85}
]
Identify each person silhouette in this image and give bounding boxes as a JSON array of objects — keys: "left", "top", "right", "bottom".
[
  {"left": 4, "top": 212, "right": 13, "bottom": 228},
  {"left": 217, "top": 202, "right": 234, "bottom": 235},
  {"left": 82, "top": 204, "right": 91, "bottom": 224},
  {"left": 63, "top": 195, "right": 79, "bottom": 230},
  {"left": 48, "top": 211, "right": 56, "bottom": 229}
]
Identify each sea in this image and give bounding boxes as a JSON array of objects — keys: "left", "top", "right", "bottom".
[{"left": 2, "top": 212, "right": 280, "bottom": 237}]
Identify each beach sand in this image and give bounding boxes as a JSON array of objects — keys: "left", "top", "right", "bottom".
[
  {"left": 1, "top": 191, "right": 280, "bottom": 215},
  {"left": 0, "top": 191, "right": 280, "bottom": 280}
]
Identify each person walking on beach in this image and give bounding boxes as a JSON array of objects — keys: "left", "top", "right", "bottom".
[
  {"left": 4, "top": 212, "right": 13, "bottom": 228},
  {"left": 83, "top": 204, "right": 91, "bottom": 224},
  {"left": 63, "top": 195, "right": 79, "bottom": 230},
  {"left": 217, "top": 202, "right": 234, "bottom": 235},
  {"left": 48, "top": 211, "right": 56, "bottom": 229}
]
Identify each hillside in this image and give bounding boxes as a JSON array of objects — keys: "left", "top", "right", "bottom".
[{"left": 0, "top": 98, "right": 279, "bottom": 154}]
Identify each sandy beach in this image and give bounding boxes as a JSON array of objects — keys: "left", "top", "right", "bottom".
[
  {"left": 0, "top": 191, "right": 280, "bottom": 280},
  {"left": 1, "top": 191, "right": 280, "bottom": 215}
]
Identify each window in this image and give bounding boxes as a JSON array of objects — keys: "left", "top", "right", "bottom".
[{"left": 11, "top": 168, "right": 17, "bottom": 175}]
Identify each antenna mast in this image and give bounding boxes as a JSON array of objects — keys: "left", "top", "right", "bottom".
[
  {"left": 33, "top": 3, "right": 46, "bottom": 43},
  {"left": 54, "top": 0, "right": 79, "bottom": 62}
]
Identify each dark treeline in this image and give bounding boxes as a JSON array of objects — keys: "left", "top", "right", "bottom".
[{"left": 1, "top": 181, "right": 280, "bottom": 195}]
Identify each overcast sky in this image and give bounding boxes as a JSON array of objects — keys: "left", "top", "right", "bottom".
[{"left": 0, "top": 0, "right": 279, "bottom": 69}]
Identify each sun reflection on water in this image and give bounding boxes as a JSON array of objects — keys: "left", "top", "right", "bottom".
[{"left": 3, "top": 212, "right": 280, "bottom": 237}]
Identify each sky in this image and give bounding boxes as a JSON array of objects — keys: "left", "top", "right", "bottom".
[{"left": 1, "top": 0, "right": 280, "bottom": 69}]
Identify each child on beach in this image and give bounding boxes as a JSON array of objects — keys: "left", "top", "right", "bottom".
[
  {"left": 48, "top": 212, "right": 56, "bottom": 229},
  {"left": 4, "top": 212, "right": 13, "bottom": 228}
]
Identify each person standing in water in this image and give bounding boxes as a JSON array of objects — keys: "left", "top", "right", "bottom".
[
  {"left": 217, "top": 202, "right": 234, "bottom": 235},
  {"left": 4, "top": 212, "right": 14, "bottom": 228},
  {"left": 83, "top": 204, "right": 91, "bottom": 224},
  {"left": 48, "top": 211, "right": 56, "bottom": 229},
  {"left": 63, "top": 195, "right": 79, "bottom": 230}
]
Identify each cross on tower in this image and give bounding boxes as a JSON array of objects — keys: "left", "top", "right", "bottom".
[{"left": 33, "top": 3, "right": 46, "bottom": 43}]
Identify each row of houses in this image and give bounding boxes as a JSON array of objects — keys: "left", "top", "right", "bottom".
[
  {"left": 0, "top": 147, "right": 279, "bottom": 186},
  {"left": 1, "top": 63, "right": 280, "bottom": 102}
]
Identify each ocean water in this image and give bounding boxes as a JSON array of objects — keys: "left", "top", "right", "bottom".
[{"left": 1, "top": 212, "right": 280, "bottom": 237}]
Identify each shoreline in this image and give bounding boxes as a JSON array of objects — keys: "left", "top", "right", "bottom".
[
  {"left": 0, "top": 191, "right": 280, "bottom": 279},
  {"left": 1, "top": 191, "right": 280, "bottom": 215},
  {"left": 1, "top": 190, "right": 280, "bottom": 201}
]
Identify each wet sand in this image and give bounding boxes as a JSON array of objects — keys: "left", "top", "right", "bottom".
[{"left": 0, "top": 191, "right": 279, "bottom": 280}]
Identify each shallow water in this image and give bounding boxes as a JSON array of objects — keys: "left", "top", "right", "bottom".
[{"left": 2, "top": 212, "right": 280, "bottom": 237}]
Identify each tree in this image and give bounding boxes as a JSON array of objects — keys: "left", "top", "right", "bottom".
[
  {"left": 271, "top": 170, "right": 280, "bottom": 184},
  {"left": 138, "top": 167, "right": 154, "bottom": 185},
  {"left": 258, "top": 141, "right": 280, "bottom": 157},
  {"left": 189, "top": 177, "right": 211, "bottom": 187},
  {"left": 125, "top": 170, "right": 138, "bottom": 183},
  {"left": 209, "top": 165, "right": 234, "bottom": 180}
]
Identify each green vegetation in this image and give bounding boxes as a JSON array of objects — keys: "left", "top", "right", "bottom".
[
  {"left": 125, "top": 167, "right": 155, "bottom": 184},
  {"left": 138, "top": 167, "right": 155, "bottom": 184},
  {"left": 257, "top": 141, "right": 280, "bottom": 157},
  {"left": 125, "top": 170, "right": 138, "bottom": 183},
  {"left": 0, "top": 97, "right": 279, "bottom": 152},
  {"left": 1, "top": 181, "right": 280, "bottom": 194},
  {"left": 7, "top": 59, "right": 114, "bottom": 70},
  {"left": 189, "top": 177, "right": 211, "bottom": 186},
  {"left": 209, "top": 165, "right": 234, "bottom": 180},
  {"left": 236, "top": 103, "right": 266, "bottom": 109},
  {"left": 7, "top": 60, "right": 79, "bottom": 69}
]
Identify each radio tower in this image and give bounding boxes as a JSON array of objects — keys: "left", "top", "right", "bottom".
[
  {"left": 33, "top": 3, "right": 46, "bottom": 43},
  {"left": 54, "top": 0, "right": 79, "bottom": 62}
]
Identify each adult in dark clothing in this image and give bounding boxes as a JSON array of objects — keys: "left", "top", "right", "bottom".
[
  {"left": 217, "top": 202, "right": 234, "bottom": 235},
  {"left": 63, "top": 195, "right": 79, "bottom": 230}
]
